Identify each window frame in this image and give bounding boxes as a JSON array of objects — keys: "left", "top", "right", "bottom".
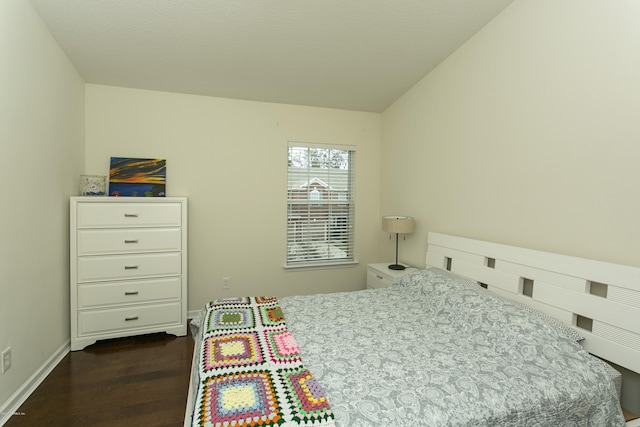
[{"left": 284, "top": 142, "right": 358, "bottom": 270}]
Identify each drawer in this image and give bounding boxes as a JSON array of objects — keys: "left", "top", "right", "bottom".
[
  {"left": 367, "top": 269, "right": 393, "bottom": 289},
  {"left": 78, "top": 277, "right": 182, "bottom": 308},
  {"left": 77, "top": 228, "right": 181, "bottom": 255},
  {"left": 78, "top": 302, "right": 182, "bottom": 336},
  {"left": 76, "top": 202, "right": 181, "bottom": 228},
  {"left": 77, "top": 252, "right": 181, "bottom": 282}
]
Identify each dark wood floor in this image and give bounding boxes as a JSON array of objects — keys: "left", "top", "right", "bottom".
[{"left": 5, "top": 330, "right": 194, "bottom": 427}]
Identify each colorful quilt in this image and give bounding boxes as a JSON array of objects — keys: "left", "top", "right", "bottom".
[{"left": 192, "top": 296, "right": 335, "bottom": 427}]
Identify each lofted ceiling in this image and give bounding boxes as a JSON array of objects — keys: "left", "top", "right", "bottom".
[{"left": 29, "top": 0, "right": 514, "bottom": 112}]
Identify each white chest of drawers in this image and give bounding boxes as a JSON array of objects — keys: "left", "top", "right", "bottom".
[{"left": 70, "top": 197, "right": 187, "bottom": 351}]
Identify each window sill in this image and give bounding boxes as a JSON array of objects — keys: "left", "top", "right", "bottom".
[{"left": 283, "top": 260, "right": 359, "bottom": 271}]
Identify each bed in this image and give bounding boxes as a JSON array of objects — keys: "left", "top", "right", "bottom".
[{"left": 184, "top": 232, "right": 640, "bottom": 426}]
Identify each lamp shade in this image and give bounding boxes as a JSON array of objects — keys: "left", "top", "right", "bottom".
[{"left": 382, "top": 216, "right": 415, "bottom": 234}]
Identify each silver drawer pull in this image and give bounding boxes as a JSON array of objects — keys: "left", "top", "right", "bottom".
[
  {"left": 124, "top": 265, "right": 139, "bottom": 270},
  {"left": 124, "top": 291, "right": 139, "bottom": 296},
  {"left": 376, "top": 274, "right": 383, "bottom": 280},
  {"left": 125, "top": 316, "right": 139, "bottom": 321},
  {"left": 124, "top": 213, "right": 139, "bottom": 218},
  {"left": 124, "top": 239, "right": 139, "bottom": 244}
]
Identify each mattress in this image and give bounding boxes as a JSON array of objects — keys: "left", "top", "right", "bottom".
[{"left": 186, "top": 268, "right": 625, "bottom": 426}]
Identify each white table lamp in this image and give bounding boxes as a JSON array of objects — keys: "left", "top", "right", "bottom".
[{"left": 382, "top": 216, "right": 415, "bottom": 270}]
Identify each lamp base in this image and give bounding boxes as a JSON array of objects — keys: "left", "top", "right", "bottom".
[{"left": 388, "top": 264, "right": 406, "bottom": 270}]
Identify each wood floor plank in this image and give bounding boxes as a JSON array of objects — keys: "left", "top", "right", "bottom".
[{"left": 5, "top": 331, "right": 194, "bottom": 427}]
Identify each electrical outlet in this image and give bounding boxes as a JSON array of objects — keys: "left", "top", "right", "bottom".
[
  {"left": 1, "top": 347, "right": 11, "bottom": 373},
  {"left": 222, "top": 277, "right": 231, "bottom": 290}
]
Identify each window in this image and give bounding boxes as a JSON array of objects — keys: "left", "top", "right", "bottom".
[
  {"left": 309, "top": 188, "right": 321, "bottom": 201},
  {"left": 286, "top": 142, "right": 356, "bottom": 268}
]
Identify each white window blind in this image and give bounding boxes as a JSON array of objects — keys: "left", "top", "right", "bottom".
[{"left": 286, "top": 142, "right": 356, "bottom": 268}]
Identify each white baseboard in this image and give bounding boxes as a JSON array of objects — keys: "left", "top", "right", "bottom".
[{"left": 0, "top": 339, "right": 70, "bottom": 426}]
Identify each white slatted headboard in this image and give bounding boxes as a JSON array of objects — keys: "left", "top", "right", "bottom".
[{"left": 425, "top": 232, "right": 640, "bottom": 418}]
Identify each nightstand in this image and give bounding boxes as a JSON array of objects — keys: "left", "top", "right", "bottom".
[{"left": 367, "top": 263, "right": 418, "bottom": 289}]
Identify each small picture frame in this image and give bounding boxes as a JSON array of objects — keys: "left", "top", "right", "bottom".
[{"left": 80, "top": 175, "right": 107, "bottom": 196}]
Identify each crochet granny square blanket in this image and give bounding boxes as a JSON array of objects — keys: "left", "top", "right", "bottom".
[{"left": 193, "top": 296, "right": 335, "bottom": 427}]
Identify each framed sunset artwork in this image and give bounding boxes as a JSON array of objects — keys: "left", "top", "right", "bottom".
[{"left": 108, "top": 157, "right": 166, "bottom": 197}]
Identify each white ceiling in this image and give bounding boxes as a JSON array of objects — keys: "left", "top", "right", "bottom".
[{"left": 29, "top": 0, "right": 514, "bottom": 112}]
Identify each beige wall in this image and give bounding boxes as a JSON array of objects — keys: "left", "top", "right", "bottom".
[
  {"left": 0, "top": 0, "right": 85, "bottom": 410},
  {"left": 381, "top": 0, "right": 640, "bottom": 270},
  {"left": 85, "top": 85, "right": 382, "bottom": 310}
]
